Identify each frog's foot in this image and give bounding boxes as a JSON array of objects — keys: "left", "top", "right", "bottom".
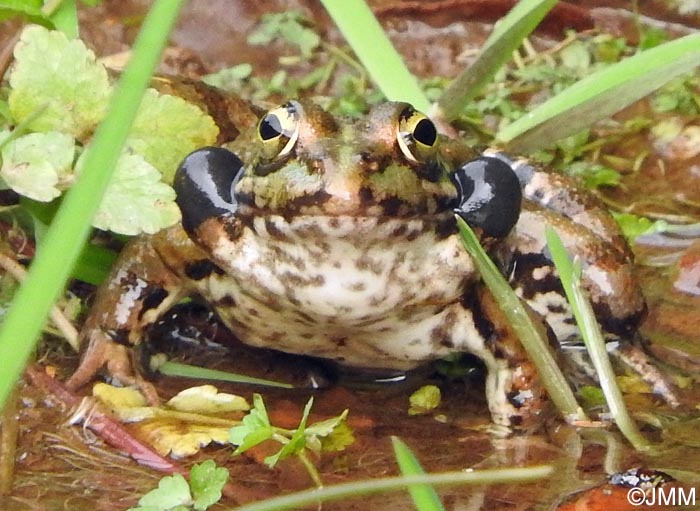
[
  {"left": 612, "top": 340, "right": 680, "bottom": 408},
  {"left": 475, "top": 288, "right": 555, "bottom": 433},
  {"left": 66, "top": 331, "right": 161, "bottom": 405}
]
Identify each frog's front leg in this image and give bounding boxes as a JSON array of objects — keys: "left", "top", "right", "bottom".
[
  {"left": 66, "top": 229, "right": 189, "bottom": 401},
  {"left": 464, "top": 287, "right": 556, "bottom": 431}
]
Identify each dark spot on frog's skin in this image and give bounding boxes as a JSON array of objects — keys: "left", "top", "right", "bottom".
[
  {"left": 547, "top": 303, "right": 567, "bottom": 314},
  {"left": 301, "top": 332, "right": 315, "bottom": 340},
  {"left": 408, "top": 338, "right": 422, "bottom": 346},
  {"left": 348, "top": 281, "right": 366, "bottom": 292},
  {"left": 292, "top": 310, "right": 315, "bottom": 326},
  {"left": 138, "top": 287, "right": 169, "bottom": 319},
  {"left": 435, "top": 216, "right": 458, "bottom": 239},
  {"left": 328, "top": 217, "right": 340, "bottom": 229},
  {"left": 461, "top": 292, "right": 495, "bottom": 343},
  {"left": 332, "top": 261, "right": 341, "bottom": 269},
  {"left": 223, "top": 219, "right": 244, "bottom": 241},
  {"left": 184, "top": 259, "right": 224, "bottom": 281},
  {"left": 280, "top": 272, "right": 325, "bottom": 288},
  {"left": 264, "top": 218, "right": 288, "bottom": 240},
  {"left": 510, "top": 252, "right": 562, "bottom": 300},
  {"left": 508, "top": 414, "right": 523, "bottom": 427},
  {"left": 391, "top": 224, "right": 407, "bottom": 237},
  {"left": 355, "top": 255, "right": 383, "bottom": 275},
  {"left": 507, "top": 390, "right": 526, "bottom": 409},
  {"left": 215, "top": 295, "right": 236, "bottom": 307},
  {"left": 107, "top": 328, "right": 131, "bottom": 346},
  {"left": 380, "top": 196, "right": 404, "bottom": 216},
  {"left": 287, "top": 190, "right": 332, "bottom": 211},
  {"left": 246, "top": 307, "right": 260, "bottom": 317},
  {"left": 416, "top": 160, "right": 444, "bottom": 183},
  {"left": 359, "top": 186, "right": 373, "bottom": 205},
  {"left": 332, "top": 336, "right": 347, "bottom": 347}
]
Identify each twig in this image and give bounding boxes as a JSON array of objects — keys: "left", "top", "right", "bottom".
[{"left": 0, "top": 252, "right": 79, "bottom": 351}]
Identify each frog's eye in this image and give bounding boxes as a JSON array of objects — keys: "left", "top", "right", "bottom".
[
  {"left": 257, "top": 101, "right": 300, "bottom": 159},
  {"left": 452, "top": 156, "right": 522, "bottom": 238},
  {"left": 396, "top": 106, "right": 438, "bottom": 162}
]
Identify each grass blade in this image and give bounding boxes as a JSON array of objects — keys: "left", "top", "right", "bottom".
[
  {"left": 435, "top": 0, "right": 557, "bottom": 121},
  {"left": 391, "top": 437, "right": 445, "bottom": 511},
  {"left": 0, "top": 0, "right": 185, "bottom": 411},
  {"left": 497, "top": 33, "right": 700, "bottom": 152},
  {"left": 545, "top": 227, "right": 651, "bottom": 451},
  {"left": 156, "top": 361, "right": 293, "bottom": 390},
  {"left": 456, "top": 217, "right": 586, "bottom": 421},
  {"left": 320, "top": 0, "right": 430, "bottom": 113},
  {"left": 231, "top": 465, "right": 553, "bottom": 511}
]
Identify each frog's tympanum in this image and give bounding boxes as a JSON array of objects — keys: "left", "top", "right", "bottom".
[{"left": 67, "top": 100, "right": 672, "bottom": 430}]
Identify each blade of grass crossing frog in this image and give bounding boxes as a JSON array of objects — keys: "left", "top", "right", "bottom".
[
  {"left": 320, "top": 0, "right": 430, "bottom": 113},
  {"left": 0, "top": 0, "right": 185, "bottom": 411},
  {"left": 498, "top": 33, "right": 700, "bottom": 153},
  {"left": 545, "top": 227, "right": 651, "bottom": 451},
  {"left": 391, "top": 437, "right": 446, "bottom": 511},
  {"left": 435, "top": 0, "right": 557, "bottom": 121},
  {"left": 456, "top": 217, "right": 587, "bottom": 422}
]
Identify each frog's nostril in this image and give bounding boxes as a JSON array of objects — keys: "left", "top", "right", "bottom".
[
  {"left": 452, "top": 156, "right": 522, "bottom": 238},
  {"left": 174, "top": 147, "right": 243, "bottom": 234}
]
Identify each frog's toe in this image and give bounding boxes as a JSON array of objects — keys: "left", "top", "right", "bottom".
[{"left": 67, "top": 331, "right": 160, "bottom": 403}]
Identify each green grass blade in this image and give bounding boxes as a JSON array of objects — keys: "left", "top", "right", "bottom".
[
  {"left": 231, "top": 466, "right": 553, "bottom": 511},
  {"left": 435, "top": 0, "right": 557, "bottom": 121},
  {"left": 391, "top": 437, "right": 445, "bottom": 511},
  {"left": 320, "top": 0, "right": 430, "bottom": 113},
  {"left": 0, "top": 0, "right": 185, "bottom": 411},
  {"left": 545, "top": 227, "right": 651, "bottom": 451},
  {"left": 45, "top": 0, "right": 78, "bottom": 38},
  {"left": 497, "top": 33, "right": 700, "bottom": 152},
  {"left": 156, "top": 361, "right": 294, "bottom": 390},
  {"left": 456, "top": 217, "right": 586, "bottom": 421}
]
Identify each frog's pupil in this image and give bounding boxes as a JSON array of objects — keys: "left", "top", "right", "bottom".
[
  {"left": 414, "top": 118, "right": 437, "bottom": 146},
  {"left": 260, "top": 115, "right": 283, "bottom": 141}
]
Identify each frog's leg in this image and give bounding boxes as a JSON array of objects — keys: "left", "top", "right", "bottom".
[
  {"left": 486, "top": 151, "right": 678, "bottom": 405},
  {"left": 66, "top": 227, "right": 191, "bottom": 402},
  {"left": 460, "top": 287, "right": 556, "bottom": 432}
]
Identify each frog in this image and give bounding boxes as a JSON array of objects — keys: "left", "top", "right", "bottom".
[{"left": 66, "top": 98, "right": 675, "bottom": 430}]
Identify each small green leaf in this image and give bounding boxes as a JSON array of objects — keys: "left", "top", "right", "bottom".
[
  {"left": 0, "top": 131, "right": 75, "bottom": 201},
  {"left": 612, "top": 212, "right": 667, "bottom": 242},
  {"left": 137, "top": 473, "right": 192, "bottom": 510},
  {"left": 248, "top": 11, "right": 320, "bottom": 57},
  {"left": 408, "top": 385, "right": 441, "bottom": 416},
  {"left": 126, "top": 88, "right": 219, "bottom": 182},
  {"left": 230, "top": 393, "right": 274, "bottom": 454},
  {"left": 264, "top": 398, "right": 313, "bottom": 467},
  {"left": 190, "top": 460, "right": 229, "bottom": 511},
  {"left": 9, "top": 25, "right": 111, "bottom": 139},
  {"left": 84, "top": 151, "right": 180, "bottom": 235},
  {"left": 319, "top": 421, "right": 355, "bottom": 453}
]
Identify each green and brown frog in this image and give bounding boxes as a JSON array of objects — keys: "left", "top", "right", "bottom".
[{"left": 66, "top": 98, "right": 674, "bottom": 429}]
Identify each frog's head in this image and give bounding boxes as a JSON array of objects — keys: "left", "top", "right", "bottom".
[{"left": 174, "top": 100, "right": 521, "bottom": 240}]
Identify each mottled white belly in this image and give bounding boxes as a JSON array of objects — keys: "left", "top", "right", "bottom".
[{"left": 193, "top": 215, "right": 488, "bottom": 369}]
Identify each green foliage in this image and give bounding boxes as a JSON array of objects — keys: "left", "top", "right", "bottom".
[
  {"left": 408, "top": 385, "right": 441, "bottom": 416},
  {"left": 248, "top": 11, "right": 320, "bottom": 58},
  {"left": 126, "top": 89, "right": 219, "bottom": 182},
  {"left": 9, "top": 25, "right": 110, "bottom": 138},
  {"left": 612, "top": 212, "right": 668, "bottom": 243},
  {"left": 129, "top": 461, "right": 228, "bottom": 511},
  {"left": 229, "top": 394, "right": 353, "bottom": 483},
  {"left": 85, "top": 151, "right": 180, "bottom": 235},
  {"left": 0, "top": 131, "right": 75, "bottom": 201},
  {"left": 2, "top": 25, "right": 218, "bottom": 235}
]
